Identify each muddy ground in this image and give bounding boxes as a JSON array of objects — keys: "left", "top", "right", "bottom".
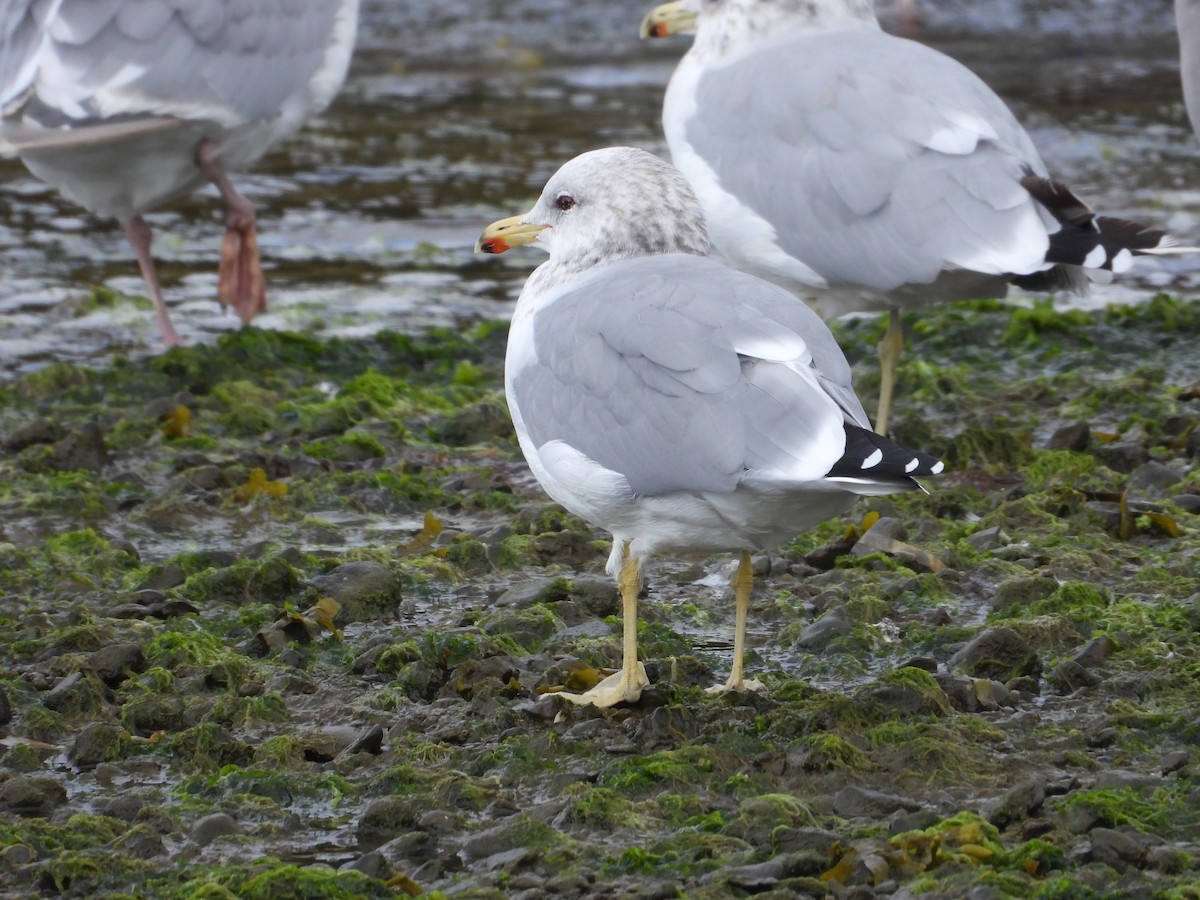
[{"left": 1, "top": 295, "right": 1199, "bottom": 899}]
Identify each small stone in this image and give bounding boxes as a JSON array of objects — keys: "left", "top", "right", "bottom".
[
  {"left": 0, "top": 686, "right": 11, "bottom": 725},
  {"left": 832, "top": 785, "right": 924, "bottom": 818},
  {"left": 3, "top": 417, "right": 64, "bottom": 452},
  {"left": 1074, "top": 636, "right": 1118, "bottom": 670},
  {"left": 114, "top": 823, "right": 165, "bottom": 860},
  {"left": 795, "top": 606, "right": 852, "bottom": 649},
  {"left": 357, "top": 797, "right": 422, "bottom": 851},
  {"left": 1090, "top": 827, "right": 1146, "bottom": 871},
  {"left": 1046, "top": 422, "right": 1090, "bottom": 452},
  {"left": 0, "top": 776, "right": 67, "bottom": 816},
  {"left": 1048, "top": 659, "right": 1102, "bottom": 693},
  {"left": 1173, "top": 493, "right": 1200, "bottom": 514},
  {"left": 989, "top": 779, "right": 1046, "bottom": 829},
  {"left": 339, "top": 850, "right": 395, "bottom": 881},
  {"left": 946, "top": 626, "right": 1042, "bottom": 684},
  {"left": 49, "top": 422, "right": 109, "bottom": 472},
  {"left": 89, "top": 642, "right": 147, "bottom": 685},
  {"left": 70, "top": 722, "right": 125, "bottom": 768},
  {"left": 965, "top": 526, "right": 1007, "bottom": 553},
  {"left": 1126, "top": 461, "right": 1183, "bottom": 498},
  {"left": 1161, "top": 750, "right": 1190, "bottom": 776},
  {"left": 190, "top": 812, "right": 241, "bottom": 847},
  {"left": 343, "top": 724, "right": 385, "bottom": 756},
  {"left": 1096, "top": 769, "right": 1161, "bottom": 791},
  {"left": 308, "top": 561, "right": 403, "bottom": 621}
]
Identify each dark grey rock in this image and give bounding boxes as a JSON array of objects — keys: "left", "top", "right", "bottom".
[
  {"left": 1047, "top": 422, "right": 1090, "bottom": 452},
  {"left": 357, "top": 797, "right": 423, "bottom": 851},
  {"left": 309, "top": 561, "right": 403, "bottom": 621},
  {"left": 1096, "top": 769, "right": 1161, "bottom": 791},
  {"left": 1127, "top": 461, "right": 1183, "bottom": 498},
  {"left": 89, "top": 642, "right": 146, "bottom": 685},
  {"left": 989, "top": 779, "right": 1046, "bottom": 828},
  {"left": 114, "top": 824, "right": 165, "bottom": 860},
  {"left": 0, "top": 776, "right": 67, "bottom": 816},
  {"left": 947, "top": 626, "right": 1042, "bottom": 683},
  {"left": 3, "top": 418, "right": 64, "bottom": 452},
  {"left": 991, "top": 576, "right": 1057, "bottom": 613},
  {"left": 1090, "top": 827, "right": 1147, "bottom": 871},
  {"left": 71, "top": 722, "right": 124, "bottom": 768},
  {"left": 1074, "top": 636, "right": 1119, "bottom": 669},
  {"left": 832, "top": 785, "right": 924, "bottom": 818},
  {"left": 723, "top": 851, "right": 828, "bottom": 890},
  {"left": 1173, "top": 493, "right": 1200, "bottom": 514},
  {"left": 92, "top": 793, "right": 145, "bottom": 822},
  {"left": 343, "top": 724, "right": 385, "bottom": 756},
  {"left": 1161, "top": 750, "right": 1190, "bottom": 776},
  {"left": 0, "top": 686, "right": 10, "bottom": 726},
  {"left": 795, "top": 606, "right": 852, "bottom": 649},
  {"left": 339, "top": 850, "right": 394, "bottom": 881},
  {"left": 965, "top": 526, "right": 1007, "bottom": 553},
  {"left": 190, "top": 812, "right": 241, "bottom": 847},
  {"left": 1048, "top": 659, "right": 1102, "bottom": 693},
  {"left": 50, "top": 422, "right": 109, "bottom": 471}
]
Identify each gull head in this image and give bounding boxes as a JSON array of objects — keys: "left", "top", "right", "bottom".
[
  {"left": 476, "top": 147, "right": 709, "bottom": 271},
  {"left": 641, "top": 0, "right": 878, "bottom": 47}
]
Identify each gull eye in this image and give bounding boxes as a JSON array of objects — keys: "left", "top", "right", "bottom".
[{"left": 555, "top": 193, "right": 576, "bottom": 212}]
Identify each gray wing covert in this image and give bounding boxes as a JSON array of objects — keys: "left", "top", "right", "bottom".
[
  {"left": 688, "top": 28, "right": 1051, "bottom": 290},
  {"left": 0, "top": 0, "right": 43, "bottom": 108},
  {"left": 21, "top": 0, "right": 343, "bottom": 124},
  {"left": 512, "top": 256, "right": 850, "bottom": 497}
]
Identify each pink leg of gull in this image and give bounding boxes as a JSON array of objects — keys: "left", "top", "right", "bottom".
[
  {"left": 123, "top": 215, "right": 183, "bottom": 347},
  {"left": 195, "top": 138, "right": 266, "bottom": 325}
]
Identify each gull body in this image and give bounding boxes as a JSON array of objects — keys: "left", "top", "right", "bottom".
[
  {"left": 643, "top": 0, "right": 1173, "bottom": 434},
  {"left": 478, "top": 147, "right": 943, "bottom": 707},
  {"left": 1179, "top": 0, "right": 1200, "bottom": 136},
  {"left": 0, "top": 0, "right": 360, "bottom": 345}
]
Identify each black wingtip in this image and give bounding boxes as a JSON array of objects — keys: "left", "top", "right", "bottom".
[{"left": 826, "top": 424, "right": 944, "bottom": 481}]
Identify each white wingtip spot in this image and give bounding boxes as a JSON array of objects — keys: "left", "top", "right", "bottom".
[
  {"left": 861, "top": 449, "right": 883, "bottom": 470},
  {"left": 1111, "top": 248, "right": 1134, "bottom": 273},
  {"left": 905, "top": 458, "right": 919, "bottom": 473},
  {"left": 931, "top": 461, "right": 945, "bottom": 474},
  {"left": 1082, "top": 245, "right": 1108, "bottom": 269}
]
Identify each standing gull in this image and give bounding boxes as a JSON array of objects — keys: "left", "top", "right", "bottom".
[
  {"left": 476, "top": 147, "right": 944, "bottom": 708},
  {"left": 0, "top": 0, "right": 360, "bottom": 346},
  {"left": 641, "top": 0, "right": 1177, "bottom": 435}
]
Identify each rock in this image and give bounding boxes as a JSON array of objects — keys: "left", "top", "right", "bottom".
[
  {"left": 723, "top": 852, "right": 828, "bottom": 890},
  {"left": 70, "top": 722, "right": 125, "bottom": 768},
  {"left": 1161, "top": 750, "right": 1190, "bottom": 776},
  {"left": 0, "top": 775, "right": 67, "bottom": 816},
  {"left": 1096, "top": 769, "right": 1161, "bottom": 791},
  {"left": 1090, "top": 827, "right": 1147, "bottom": 871},
  {"left": 3, "top": 417, "right": 64, "bottom": 452},
  {"left": 43, "top": 671, "right": 109, "bottom": 717},
  {"left": 832, "top": 785, "right": 924, "bottom": 818},
  {"left": 1047, "top": 659, "right": 1102, "bottom": 693},
  {"left": 114, "top": 823, "right": 165, "bottom": 860},
  {"left": 991, "top": 576, "right": 1057, "bottom": 613},
  {"left": 459, "top": 818, "right": 547, "bottom": 862},
  {"left": 965, "top": 526, "right": 1007, "bottom": 553},
  {"left": 357, "top": 797, "right": 423, "bottom": 851},
  {"left": 92, "top": 793, "right": 145, "bottom": 822},
  {"left": 1126, "top": 461, "right": 1183, "bottom": 498},
  {"left": 308, "top": 561, "right": 403, "bottom": 621},
  {"left": 49, "top": 422, "right": 109, "bottom": 471},
  {"left": 89, "top": 642, "right": 147, "bottom": 685},
  {"left": 1074, "top": 636, "right": 1118, "bottom": 670},
  {"left": 1174, "top": 493, "right": 1200, "bottom": 514},
  {"left": 343, "top": 724, "right": 385, "bottom": 756},
  {"left": 1046, "top": 422, "right": 1090, "bottom": 452},
  {"left": 946, "top": 626, "right": 1042, "bottom": 684},
  {"left": 339, "top": 850, "right": 395, "bottom": 881},
  {"left": 795, "top": 606, "right": 852, "bottom": 649},
  {"left": 989, "top": 779, "right": 1046, "bottom": 829},
  {"left": 495, "top": 577, "right": 572, "bottom": 610},
  {"left": 190, "top": 812, "right": 241, "bottom": 847},
  {"left": 0, "top": 686, "right": 10, "bottom": 726}
]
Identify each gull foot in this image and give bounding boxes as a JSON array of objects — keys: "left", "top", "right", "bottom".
[
  {"left": 705, "top": 677, "right": 766, "bottom": 696},
  {"left": 556, "top": 664, "right": 649, "bottom": 708}
]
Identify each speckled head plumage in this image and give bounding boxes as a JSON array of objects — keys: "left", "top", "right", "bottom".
[
  {"left": 673, "top": 0, "right": 879, "bottom": 60},
  {"left": 478, "top": 147, "right": 710, "bottom": 281}
]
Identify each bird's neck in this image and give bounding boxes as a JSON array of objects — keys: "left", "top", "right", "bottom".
[{"left": 691, "top": 0, "right": 879, "bottom": 63}]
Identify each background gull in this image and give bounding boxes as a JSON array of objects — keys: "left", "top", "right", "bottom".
[
  {"left": 1179, "top": 0, "right": 1200, "bottom": 137},
  {"left": 0, "top": 0, "right": 360, "bottom": 346},
  {"left": 641, "top": 0, "right": 1181, "bottom": 435},
  {"left": 476, "top": 146, "right": 944, "bottom": 708}
]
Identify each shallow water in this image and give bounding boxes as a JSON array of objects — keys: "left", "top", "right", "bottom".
[{"left": 2, "top": 0, "right": 1200, "bottom": 377}]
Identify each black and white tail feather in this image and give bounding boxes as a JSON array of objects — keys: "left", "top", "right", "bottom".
[
  {"left": 1013, "top": 169, "right": 1195, "bottom": 292},
  {"left": 825, "top": 424, "right": 944, "bottom": 495}
]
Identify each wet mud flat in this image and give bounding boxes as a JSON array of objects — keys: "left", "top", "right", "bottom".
[{"left": 0, "top": 296, "right": 1198, "bottom": 898}]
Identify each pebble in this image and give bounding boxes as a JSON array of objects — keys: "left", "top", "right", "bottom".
[
  {"left": 795, "top": 606, "right": 852, "bottom": 649},
  {"left": 832, "top": 785, "right": 925, "bottom": 818},
  {"left": 190, "top": 813, "right": 241, "bottom": 847},
  {"left": 946, "top": 626, "right": 1042, "bottom": 683}
]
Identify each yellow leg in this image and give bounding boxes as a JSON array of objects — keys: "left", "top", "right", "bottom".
[
  {"left": 875, "top": 309, "right": 904, "bottom": 436},
  {"left": 707, "top": 550, "right": 766, "bottom": 694},
  {"left": 558, "top": 543, "right": 649, "bottom": 707}
]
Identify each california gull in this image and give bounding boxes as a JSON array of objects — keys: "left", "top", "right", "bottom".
[
  {"left": 476, "top": 146, "right": 944, "bottom": 708},
  {"left": 0, "top": 0, "right": 360, "bottom": 346},
  {"left": 641, "top": 0, "right": 1177, "bottom": 434}
]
